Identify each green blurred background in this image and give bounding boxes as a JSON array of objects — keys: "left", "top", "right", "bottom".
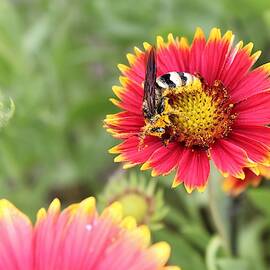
[{"left": 1, "top": 0, "right": 270, "bottom": 269}]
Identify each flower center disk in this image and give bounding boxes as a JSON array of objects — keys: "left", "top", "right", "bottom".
[{"left": 145, "top": 77, "right": 236, "bottom": 149}]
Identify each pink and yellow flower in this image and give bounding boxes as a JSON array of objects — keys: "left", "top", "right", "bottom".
[
  {"left": 105, "top": 27, "right": 270, "bottom": 192},
  {"left": 0, "top": 197, "right": 179, "bottom": 270},
  {"left": 223, "top": 165, "right": 270, "bottom": 196}
]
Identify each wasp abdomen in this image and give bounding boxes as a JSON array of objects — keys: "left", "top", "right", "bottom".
[{"left": 156, "top": 72, "right": 196, "bottom": 89}]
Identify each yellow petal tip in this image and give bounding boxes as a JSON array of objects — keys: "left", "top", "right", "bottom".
[
  {"left": 80, "top": 197, "right": 96, "bottom": 213},
  {"left": 179, "top": 37, "right": 189, "bottom": 49},
  {"left": 171, "top": 179, "right": 181, "bottom": 188},
  {"left": 143, "top": 42, "right": 152, "bottom": 50},
  {"left": 164, "top": 267, "right": 181, "bottom": 270},
  {"left": 150, "top": 241, "right": 171, "bottom": 265},
  {"left": 168, "top": 33, "right": 175, "bottom": 43},
  {"left": 140, "top": 162, "right": 151, "bottom": 171},
  {"left": 109, "top": 98, "right": 120, "bottom": 106},
  {"left": 194, "top": 27, "right": 205, "bottom": 40},
  {"left": 126, "top": 53, "right": 136, "bottom": 65},
  {"left": 208, "top": 27, "right": 221, "bottom": 41},
  {"left": 134, "top": 46, "right": 142, "bottom": 56},
  {"left": 251, "top": 50, "right": 261, "bottom": 62},
  {"left": 121, "top": 216, "right": 137, "bottom": 230},
  {"left": 123, "top": 163, "right": 135, "bottom": 169},
  {"left": 105, "top": 202, "right": 123, "bottom": 222},
  {"left": 37, "top": 208, "right": 47, "bottom": 222},
  {"left": 136, "top": 225, "right": 151, "bottom": 247},
  {"left": 117, "top": 64, "right": 129, "bottom": 73},
  {"left": 184, "top": 184, "right": 194, "bottom": 194},
  {"left": 114, "top": 154, "right": 125, "bottom": 162},
  {"left": 151, "top": 169, "right": 159, "bottom": 177},
  {"left": 109, "top": 145, "right": 120, "bottom": 154},
  {"left": 156, "top": 35, "right": 165, "bottom": 48},
  {"left": 119, "top": 76, "right": 129, "bottom": 87},
  {"left": 48, "top": 198, "right": 61, "bottom": 214},
  {"left": 112, "top": 85, "right": 124, "bottom": 97},
  {"left": 198, "top": 184, "right": 207, "bottom": 192}
]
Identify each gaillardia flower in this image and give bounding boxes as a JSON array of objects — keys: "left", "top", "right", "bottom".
[
  {"left": 105, "top": 27, "right": 270, "bottom": 192},
  {"left": 99, "top": 172, "right": 168, "bottom": 230},
  {"left": 223, "top": 165, "right": 270, "bottom": 196},
  {"left": 0, "top": 198, "right": 179, "bottom": 270}
]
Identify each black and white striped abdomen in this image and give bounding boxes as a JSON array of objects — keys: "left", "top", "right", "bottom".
[{"left": 156, "top": 72, "right": 197, "bottom": 89}]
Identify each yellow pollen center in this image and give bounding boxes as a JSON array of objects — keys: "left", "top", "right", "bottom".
[{"left": 144, "top": 78, "right": 236, "bottom": 149}]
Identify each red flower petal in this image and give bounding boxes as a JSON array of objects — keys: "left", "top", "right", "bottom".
[
  {"left": 168, "top": 34, "right": 190, "bottom": 73},
  {"left": 234, "top": 92, "right": 270, "bottom": 126},
  {"left": 228, "top": 131, "right": 270, "bottom": 164},
  {"left": 173, "top": 149, "right": 210, "bottom": 192},
  {"left": 110, "top": 136, "right": 163, "bottom": 168},
  {"left": 0, "top": 200, "right": 33, "bottom": 270},
  {"left": 223, "top": 168, "right": 262, "bottom": 196},
  {"left": 230, "top": 64, "right": 270, "bottom": 102},
  {"left": 201, "top": 29, "right": 234, "bottom": 85},
  {"left": 232, "top": 125, "right": 270, "bottom": 149},
  {"left": 122, "top": 51, "right": 145, "bottom": 84},
  {"left": 219, "top": 42, "right": 260, "bottom": 97},
  {"left": 0, "top": 198, "right": 179, "bottom": 270},
  {"left": 210, "top": 139, "right": 252, "bottom": 179},
  {"left": 156, "top": 34, "right": 189, "bottom": 75},
  {"left": 110, "top": 78, "right": 143, "bottom": 115},
  {"left": 105, "top": 111, "right": 144, "bottom": 139},
  {"left": 141, "top": 142, "right": 183, "bottom": 176},
  {"left": 189, "top": 27, "right": 206, "bottom": 74}
]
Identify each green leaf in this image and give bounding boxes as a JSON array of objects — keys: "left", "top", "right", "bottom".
[
  {"left": 0, "top": 96, "right": 14, "bottom": 128},
  {"left": 153, "top": 229, "right": 206, "bottom": 270},
  {"left": 182, "top": 224, "right": 210, "bottom": 251},
  {"left": 239, "top": 219, "right": 268, "bottom": 270},
  {"left": 248, "top": 188, "right": 270, "bottom": 217},
  {"left": 216, "top": 258, "right": 250, "bottom": 270}
]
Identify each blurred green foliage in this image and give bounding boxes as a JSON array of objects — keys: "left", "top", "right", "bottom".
[{"left": 1, "top": 0, "right": 270, "bottom": 269}]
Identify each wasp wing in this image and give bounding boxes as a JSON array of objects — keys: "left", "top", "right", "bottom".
[{"left": 143, "top": 47, "right": 157, "bottom": 119}]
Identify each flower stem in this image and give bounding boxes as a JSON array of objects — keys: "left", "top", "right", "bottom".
[
  {"left": 208, "top": 174, "right": 231, "bottom": 255},
  {"left": 206, "top": 235, "right": 223, "bottom": 270},
  {"left": 229, "top": 195, "right": 242, "bottom": 257}
]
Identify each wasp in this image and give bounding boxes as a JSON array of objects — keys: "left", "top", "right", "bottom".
[{"left": 141, "top": 46, "right": 201, "bottom": 144}]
